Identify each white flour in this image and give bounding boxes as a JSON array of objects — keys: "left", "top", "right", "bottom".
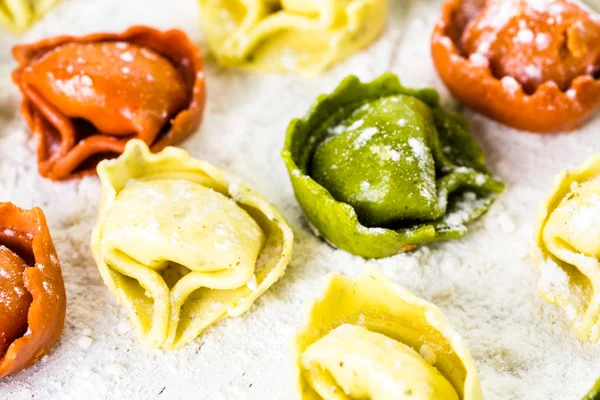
[{"left": 0, "top": 0, "right": 600, "bottom": 399}]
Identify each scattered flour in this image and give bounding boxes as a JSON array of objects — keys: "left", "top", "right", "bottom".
[
  {"left": 515, "top": 28, "right": 534, "bottom": 44},
  {"left": 469, "top": 53, "right": 490, "bottom": 68},
  {"left": 77, "top": 336, "right": 93, "bottom": 349},
  {"left": 566, "top": 193, "right": 600, "bottom": 233},
  {"left": 0, "top": 1, "right": 599, "bottom": 400},
  {"left": 538, "top": 259, "right": 572, "bottom": 302},
  {"left": 535, "top": 33, "right": 551, "bottom": 50},
  {"left": 501, "top": 76, "right": 521, "bottom": 96},
  {"left": 353, "top": 127, "right": 379, "bottom": 149}
]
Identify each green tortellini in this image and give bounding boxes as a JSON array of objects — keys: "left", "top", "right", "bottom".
[{"left": 282, "top": 73, "right": 504, "bottom": 258}]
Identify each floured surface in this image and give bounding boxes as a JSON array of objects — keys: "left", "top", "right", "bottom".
[{"left": 0, "top": 0, "right": 600, "bottom": 399}]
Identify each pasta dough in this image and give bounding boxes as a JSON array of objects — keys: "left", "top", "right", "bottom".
[
  {"left": 0, "top": 246, "right": 31, "bottom": 357},
  {"left": 582, "top": 377, "right": 600, "bottom": 400},
  {"left": 0, "top": 0, "right": 59, "bottom": 33},
  {"left": 282, "top": 73, "right": 503, "bottom": 258},
  {"left": 532, "top": 154, "right": 600, "bottom": 342},
  {"left": 197, "top": 0, "right": 388, "bottom": 74},
  {"left": 294, "top": 266, "right": 483, "bottom": 399},
  {"left": 431, "top": 0, "right": 600, "bottom": 133},
  {"left": 12, "top": 26, "right": 206, "bottom": 180},
  {"left": 0, "top": 203, "right": 66, "bottom": 379},
  {"left": 91, "top": 140, "right": 293, "bottom": 350}
]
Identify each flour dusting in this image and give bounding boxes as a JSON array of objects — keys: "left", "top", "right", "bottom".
[{"left": 0, "top": 0, "right": 599, "bottom": 399}]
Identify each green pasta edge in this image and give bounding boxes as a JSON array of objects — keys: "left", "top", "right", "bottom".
[{"left": 281, "top": 73, "right": 504, "bottom": 259}]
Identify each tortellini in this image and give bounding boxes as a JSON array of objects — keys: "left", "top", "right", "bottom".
[
  {"left": 431, "top": 0, "right": 600, "bottom": 133},
  {"left": 294, "top": 266, "right": 483, "bottom": 399},
  {"left": 582, "top": 377, "right": 600, "bottom": 400},
  {"left": 282, "top": 74, "right": 504, "bottom": 258},
  {"left": 12, "top": 26, "right": 206, "bottom": 180},
  {"left": 531, "top": 154, "right": 600, "bottom": 342},
  {"left": 91, "top": 140, "right": 293, "bottom": 350},
  {"left": 197, "top": 0, "right": 388, "bottom": 74},
  {"left": 0, "top": 203, "right": 66, "bottom": 379},
  {"left": 0, "top": 0, "right": 59, "bottom": 33}
]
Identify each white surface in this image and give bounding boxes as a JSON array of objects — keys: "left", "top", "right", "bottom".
[{"left": 0, "top": 0, "right": 599, "bottom": 399}]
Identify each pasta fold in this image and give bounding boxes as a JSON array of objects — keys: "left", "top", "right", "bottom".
[
  {"left": 532, "top": 154, "right": 600, "bottom": 342},
  {"left": 12, "top": 26, "right": 206, "bottom": 180},
  {"left": 0, "top": 203, "right": 66, "bottom": 379},
  {"left": 91, "top": 140, "right": 293, "bottom": 350},
  {"left": 294, "top": 266, "right": 483, "bottom": 399},
  {"left": 282, "top": 74, "right": 503, "bottom": 258},
  {"left": 197, "top": 0, "right": 388, "bottom": 74}
]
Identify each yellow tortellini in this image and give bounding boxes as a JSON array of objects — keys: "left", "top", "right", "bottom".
[
  {"left": 0, "top": 0, "right": 59, "bottom": 33},
  {"left": 197, "top": 0, "right": 388, "bottom": 74},
  {"left": 532, "top": 155, "right": 600, "bottom": 342},
  {"left": 294, "top": 266, "right": 483, "bottom": 400},
  {"left": 91, "top": 140, "right": 293, "bottom": 350}
]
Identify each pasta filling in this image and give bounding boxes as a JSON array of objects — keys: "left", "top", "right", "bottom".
[
  {"left": 301, "top": 324, "right": 459, "bottom": 400},
  {"left": 92, "top": 140, "right": 293, "bottom": 349},
  {"left": 294, "top": 267, "right": 482, "bottom": 400}
]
